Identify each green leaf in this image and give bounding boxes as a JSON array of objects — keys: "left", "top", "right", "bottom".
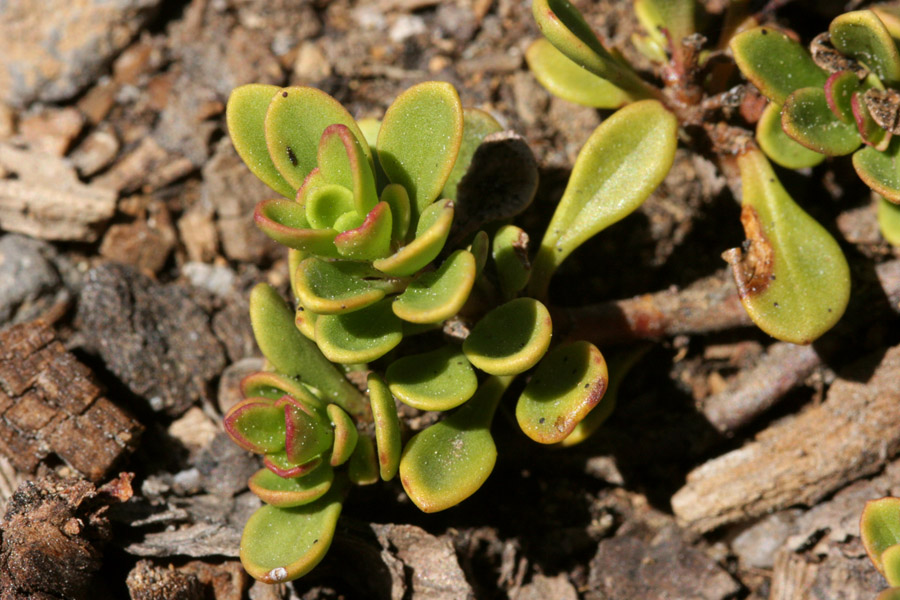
[
  {"left": 240, "top": 486, "right": 343, "bottom": 583},
  {"left": 347, "top": 434, "right": 379, "bottom": 485},
  {"left": 531, "top": 0, "right": 656, "bottom": 97},
  {"left": 525, "top": 38, "right": 636, "bottom": 109},
  {"left": 724, "top": 149, "right": 850, "bottom": 344},
  {"left": 294, "top": 257, "right": 387, "bottom": 315},
  {"left": 264, "top": 452, "right": 323, "bottom": 479},
  {"left": 873, "top": 4, "right": 900, "bottom": 39},
  {"left": 281, "top": 397, "right": 333, "bottom": 465},
  {"left": 730, "top": 27, "right": 828, "bottom": 104},
  {"left": 824, "top": 71, "right": 860, "bottom": 124},
  {"left": 326, "top": 404, "right": 358, "bottom": 467},
  {"left": 304, "top": 184, "right": 355, "bottom": 230},
  {"left": 757, "top": 102, "right": 826, "bottom": 169},
  {"left": 223, "top": 398, "right": 285, "bottom": 454},
  {"left": 634, "top": 0, "right": 696, "bottom": 62},
  {"left": 386, "top": 346, "right": 478, "bottom": 411},
  {"left": 227, "top": 84, "right": 295, "bottom": 198},
  {"left": 492, "top": 225, "right": 532, "bottom": 298},
  {"left": 782, "top": 87, "right": 861, "bottom": 156},
  {"left": 861, "top": 497, "right": 900, "bottom": 575},
  {"left": 315, "top": 298, "right": 403, "bottom": 364},
  {"left": 469, "top": 230, "right": 489, "bottom": 278},
  {"left": 264, "top": 87, "right": 371, "bottom": 190},
  {"left": 381, "top": 183, "right": 411, "bottom": 244},
  {"left": 376, "top": 82, "right": 463, "bottom": 218},
  {"left": 879, "top": 195, "right": 900, "bottom": 244},
  {"left": 516, "top": 341, "right": 609, "bottom": 444},
  {"left": 831, "top": 10, "right": 900, "bottom": 86},
  {"left": 884, "top": 545, "right": 900, "bottom": 587},
  {"left": 529, "top": 100, "right": 677, "bottom": 298},
  {"left": 463, "top": 298, "right": 552, "bottom": 376},
  {"left": 254, "top": 199, "right": 338, "bottom": 257},
  {"left": 854, "top": 139, "right": 900, "bottom": 201},
  {"left": 392, "top": 250, "right": 477, "bottom": 324},
  {"left": 368, "top": 373, "right": 402, "bottom": 481},
  {"left": 294, "top": 305, "right": 317, "bottom": 340},
  {"left": 240, "top": 372, "right": 324, "bottom": 410},
  {"left": 373, "top": 198, "right": 455, "bottom": 277},
  {"left": 317, "top": 124, "right": 378, "bottom": 215},
  {"left": 399, "top": 375, "right": 512, "bottom": 513},
  {"left": 248, "top": 464, "right": 334, "bottom": 508},
  {"left": 334, "top": 201, "right": 393, "bottom": 260},
  {"left": 249, "top": 283, "right": 365, "bottom": 413},
  {"left": 442, "top": 109, "right": 504, "bottom": 201},
  {"left": 558, "top": 345, "right": 648, "bottom": 447}
]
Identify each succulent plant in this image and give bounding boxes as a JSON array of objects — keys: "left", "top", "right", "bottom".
[
  {"left": 526, "top": 0, "right": 852, "bottom": 344},
  {"left": 861, "top": 497, "right": 900, "bottom": 595},
  {"left": 222, "top": 78, "right": 678, "bottom": 582},
  {"left": 731, "top": 8, "right": 900, "bottom": 243}
]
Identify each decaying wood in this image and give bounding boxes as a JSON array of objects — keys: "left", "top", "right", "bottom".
[
  {"left": 0, "top": 143, "right": 116, "bottom": 242},
  {"left": 0, "top": 320, "right": 142, "bottom": 481},
  {"left": 672, "top": 343, "right": 900, "bottom": 533},
  {"left": 557, "top": 268, "right": 752, "bottom": 345},
  {"left": 701, "top": 342, "right": 822, "bottom": 433},
  {"left": 768, "top": 539, "right": 885, "bottom": 600}
]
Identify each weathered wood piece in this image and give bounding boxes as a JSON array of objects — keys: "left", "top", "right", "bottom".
[
  {"left": 0, "top": 320, "right": 142, "bottom": 481},
  {"left": 0, "top": 143, "right": 116, "bottom": 241},
  {"left": 672, "top": 344, "right": 900, "bottom": 532}
]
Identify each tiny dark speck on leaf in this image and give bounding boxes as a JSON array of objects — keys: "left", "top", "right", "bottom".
[
  {"left": 773, "top": 302, "right": 779, "bottom": 307},
  {"left": 287, "top": 146, "right": 298, "bottom": 166},
  {"left": 282, "top": 91, "right": 289, "bottom": 97},
  {"left": 539, "top": 417, "right": 545, "bottom": 424},
  {"left": 298, "top": 306, "right": 304, "bottom": 311},
  {"left": 761, "top": 29, "right": 768, "bottom": 34},
  {"left": 313, "top": 539, "right": 318, "bottom": 544},
  {"left": 571, "top": 369, "right": 576, "bottom": 375},
  {"left": 828, "top": 308, "right": 832, "bottom": 312},
  {"left": 770, "top": 275, "right": 776, "bottom": 281},
  {"left": 584, "top": 383, "right": 589, "bottom": 389},
  {"left": 340, "top": 304, "right": 346, "bottom": 309},
  {"left": 769, "top": 178, "right": 774, "bottom": 182}
]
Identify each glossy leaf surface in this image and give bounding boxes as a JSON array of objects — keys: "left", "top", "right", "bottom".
[
  {"left": 861, "top": 497, "right": 900, "bottom": 574},
  {"left": 516, "top": 341, "right": 608, "bottom": 444},
  {"left": 326, "top": 403, "right": 358, "bottom": 467},
  {"left": 725, "top": 150, "right": 850, "bottom": 344},
  {"left": 531, "top": 0, "right": 654, "bottom": 97},
  {"left": 377, "top": 82, "right": 463, "bottom": 216},
  {"left": 399, "top": 376, "right": 511, "bottom": 513},
  {"left": 304, "top": 185, "right": 355, "bottom": 230},
  {"left": 294, "top": 258, "right": 386, "bottom": 314},
  {"left": 731, "top": 28, "right": 828, "bottom": 104},
  {"left": 854, "top": 138, "right": 900, "bottom": 202},
  {"left": 463, "top": 298, "right": 552, "bottom": 376},
  {"left": 392, "top": 250, "right": 477, "bottom": 324},
  {"left": 248, "top": 464, "right": 333, "bottom": 508},
  {"left": 879, "top": 195, "right": 900, "bottom": 244},
  {"left": 368, "top": 373, "right": 402, "bottom": 481},
  {"left": 240, "top": 487, "right": 342, "bottom": 583},
  {"left": 530, "top": 100, "right": 677, "bottom": 298},
  {"left": 830, "top": 10, "right": 900, "bottom": 86},
  {"left": 782, "top": 87, "right": 861, "bottom": 156},
  {"left": 525, "top": 38, "right": 636, "bottom": 109},
  {"left": 264, "top": 87, "right": 370, "bottom": 190},
  {"left": 373, "top": 199, "right": 455, "bottom": 276},
  {"left": 386, "top": 346, "right": 478, "bottom": 411},
  {"left": 757, "top": 102, "right": 825, "bottom": 169},
  {"left": 224, "top": 398, "right": 284, "bottom": 454},
  {"left": 227, "top": 84, "right": 295, "bottom": 198},
  {"left": 315, "top": 299, "right": 403, "bottom": 364},
  {"left": 249, "top": 283, "right": 364, "bottom": 412}
]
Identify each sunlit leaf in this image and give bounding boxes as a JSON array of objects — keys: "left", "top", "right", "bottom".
[
  {"left": 280, "top": 396, "right": 333, "bottom": 465},
  {"left": 304, "top": 184, "right": 355, "bottom": 230},
  {"left": 861, "top": 497, "right": 900, "bottom": 575},
  {"left": 463, "top": 298, "right": 552, "bottom": 376},
  {"left": 442, "top": 108, "right": 503, "bottom": 201},
  {"left": 373, "top": 199, "right": 455, "bottom": 277},
  {"left": 264, "top": 452, "right": 323, "bottom": 479},
  {"left": 724, "top": 149, "right": 850, "bottom": 344},
  {"left": 634, "top": 0, "right": 696, "bottom": 63},
  {"left": 254, "top": 199, "right": 338, "bottom": 257},
  {"left": 240, "top": 372, "right": 323, "bottom": 410},
  {"left": 317, "top": 124, "right": 378, "bottom": 215},
  {"left": 315, "top": 298, "right": 403, "bottom": 364},
  {"left": 392, "top": 250, "right": 477, "bottom": 324},
  {"left": 730, "top": 27, "right": 828, "bottom": 104},
  {"left": 347, "top": 434, "right": 379, "bottom": 485},
  {"left": 377, "top": 82, "right": 463, "bottom": 218},
  {"left": 830, "top": 10, "right": 900, "bottom": 86},
  {"left": 825, "top": 71, "right": 860, "bottom": 124},
  {"left": 878, "top": 195, "right": 900, "bottom": 244},
  {"left": 529, "top": 100, "right": 677, "bottom": 298},
  {"left": 248, "top": 464, "right": 333, "bottom": 508},
  {"left": 293, "top": 257, "right": 388, "bottom": 315},
  {"left": 326, "top": 403, "right": 358, "bottom": 467},
  {"left": 386, "top": 346, "right": 478, "bottom": 411},
  {"left": 399, "top": 376, "right": 512, "bottom": 512},
  {"left": 854, "top": 137, "right": 900, "bottom": 201},
  {"left": 757, "top": 102, "right": 825, "bottom": 169},
  {"left": 223, "top": 398, "right": 284, "bottom": 454},
  {"left": 227, "top": 84, "right": 295, "bottom": 198},
  {"left": 381, "top": 183, "right": 411, "bottom": 244},
  {"left": 368, "top": 373, "right": 402, "bottom": 481},
  {"left": 240, "top": 487, "right": 342, "bottom": 583},
  {"left": 516, "top": 341, "right": 608, "bottom": 444},
  {"left": 334, "top": 201, "right": 393, "bottom": 260}
]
